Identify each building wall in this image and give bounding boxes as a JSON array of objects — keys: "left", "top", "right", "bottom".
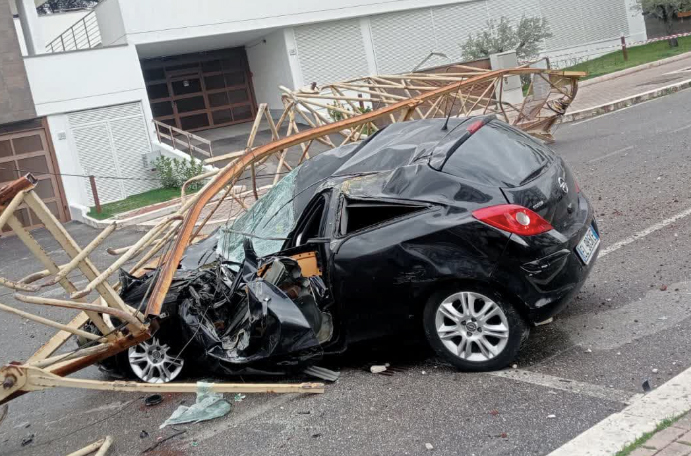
[
  {"left": 23, "top": 44, "right": 152, "bottom": 120},
  {"left": 246, "top": 29, "right": 295, "bottom": 111},
  {"left": 13, "top": 10, "right": 90, "bottom": 55},
  {"left": 0, "top": 0, "right": 36, "bottom": 124},
  {"left": 286, "top": 0, "right": 645, "bottom": 85},
  {"left": 95, "top": 0, "right": 126, "bottom": 46},
  {"left": 110, "top": 0, "right": 479, "bottom": 45}
]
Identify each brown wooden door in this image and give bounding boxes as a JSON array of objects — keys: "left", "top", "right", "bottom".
[
  {"left": 0, "top": 124, "right": 69, "bottom": 234},
  {"left": 144, "top": 48, "right": 257, "bottom": 132}
]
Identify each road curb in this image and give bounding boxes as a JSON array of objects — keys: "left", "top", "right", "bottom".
[
  {"left": 579, "top": 52, "right": 691, "bottom": 88},
  {"left": 548, "top": 365, "right": 691, "bottom": 456},
  {"left": 562, "top": 78, "right": 691, "bottom": 124}
]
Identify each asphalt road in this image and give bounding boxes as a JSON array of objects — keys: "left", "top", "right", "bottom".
[{"left": 1, "top": 88, "right": 691, "bottom": 456}]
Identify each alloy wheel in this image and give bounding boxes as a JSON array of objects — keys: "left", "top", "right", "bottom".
[
  {"left": 127, "top": 337, "right": 184, "bottom": 383},
  {"left": 434, "top": 291, "right": 510, "bottom": 362}
]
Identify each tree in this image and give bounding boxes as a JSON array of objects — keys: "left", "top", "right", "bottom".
[
  {"left": 37, "top": 0, "right": 99, "bottom": 15},
  {"left": 461, "top": 16, "right": 553, "bottom": 61},
  {"left": 633, "top": 0, "right": 691, "bottom": 46}
]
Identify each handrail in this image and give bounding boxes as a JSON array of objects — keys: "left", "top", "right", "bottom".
[
  {"left": 46, "top": 11, "right": 101, "bottom": 53},
  {"left": 153, "top": 120, "right": 214, "bottom": 159}
]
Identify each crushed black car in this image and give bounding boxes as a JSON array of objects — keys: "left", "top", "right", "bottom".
[{"left": 90, "top": 116, "right": 600, "bottom": 382}]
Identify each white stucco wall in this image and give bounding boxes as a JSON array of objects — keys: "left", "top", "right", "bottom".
[
  {"left": 23, "top": 44, "right": 151, "bottom": 120},
  {"left": 13, "top": 10, "right": 90, "bottom": 55},
  {"left": 110, "top": 0, "right": 478, "bottom": 45},
  {"left": 246, "top": 29, "right": 294, "bottom": 111},
  {"left": 94, "top": 0, "right": 126, "bottom": 46}
]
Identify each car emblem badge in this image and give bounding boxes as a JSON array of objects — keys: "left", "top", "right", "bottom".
[
  {"left": 558, "top": 177, "right": 569, "bottom": 194},
  {"left": 466, "top": 322, "right": 478, "bottom": 332}
]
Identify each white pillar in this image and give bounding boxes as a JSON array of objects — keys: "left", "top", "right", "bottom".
[{"left": 15, "top": 0, "right": 44, "bottom": 55}]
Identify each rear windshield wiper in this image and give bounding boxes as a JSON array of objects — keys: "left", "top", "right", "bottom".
[{"left": 519, "top": 163, "right": 548, "bottom": 186}]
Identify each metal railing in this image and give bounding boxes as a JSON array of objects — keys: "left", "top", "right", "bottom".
[
  {"left": 153, "top": 120, "right": 214, "bottom": 159},
  {"left": 46, "top": 10, "right": 101, "bottom": 53}
]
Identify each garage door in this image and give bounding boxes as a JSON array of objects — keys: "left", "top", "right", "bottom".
[
  {"left": 142, "top": 48, "right": 258, "bottom": 132},
  {"left": 68, "top": 102, "right": 158, "bottom": 206},
  {"left": 0, "top": 121, "right": 69, "bottom": 234}
]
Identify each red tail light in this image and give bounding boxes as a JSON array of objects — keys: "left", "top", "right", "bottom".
[
  {"left": 472, "top": 205, "right": 553, "bottom": 236},
  {"left": 466, "top": 120, "right": 485, "bottom": 134}
]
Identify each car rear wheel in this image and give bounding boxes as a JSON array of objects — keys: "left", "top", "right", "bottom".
[{"left": 423, "top": 286, "right": 527, "bottom": 371}]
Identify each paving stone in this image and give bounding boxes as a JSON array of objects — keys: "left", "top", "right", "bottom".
[
  {"left": 646, "top": 427, "right": 688, "bottom": 450},
  {"left": 629, "top": 447, "right": 657, "bottom": 456},
  {"left": 674, "top": 415, "right": 691, "bottom": 431},
  {"left": 656, "top": 442, "right": 691, "bottom": 456}
]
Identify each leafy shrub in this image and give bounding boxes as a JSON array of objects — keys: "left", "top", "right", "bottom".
[{"left": 154, "top": 156, "right": 205, "bottom": 190}]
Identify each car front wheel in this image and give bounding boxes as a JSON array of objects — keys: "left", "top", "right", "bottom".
[{"left": 423, "top": 287, "right": 527, "bottom": 372}]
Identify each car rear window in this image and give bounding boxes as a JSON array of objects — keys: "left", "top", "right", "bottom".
[{"left": 441, "top": 121, "right": 554, "bottom": 187}]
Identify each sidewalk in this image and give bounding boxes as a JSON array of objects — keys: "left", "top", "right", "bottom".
[
  {"left": 625, "top": 416, "right": 691, "bottom": 456},
  {"left": 549, "top": 365, "right": 691, "bottom": 456},
  {"left": 564, "top": 52, "right": 691, "bottom": 121}
]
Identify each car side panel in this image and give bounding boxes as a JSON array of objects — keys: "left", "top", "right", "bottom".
[{"left": 331, "top": 208, "right": 511, "bottom": 343}]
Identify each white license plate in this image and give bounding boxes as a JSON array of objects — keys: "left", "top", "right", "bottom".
[{"left": 576, "top": 225, "right": 600, "bottom": 265}]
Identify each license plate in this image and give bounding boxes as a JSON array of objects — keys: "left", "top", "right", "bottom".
[{"left": 576, "top": 225, "right": 600, "bottom": 265}]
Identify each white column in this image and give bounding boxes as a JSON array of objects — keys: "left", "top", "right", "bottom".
[
  {"left": 284, "top": 28, "right": 304, "bottom": 90},
  {"left": 15, "top": 0, "right": 44, "bottom": 55},
  {"left": 625, "top": 0, "right": 647, "bottom": 43},
  {"left": 359, "top": 17, "right": 379, "bottom": 75}
]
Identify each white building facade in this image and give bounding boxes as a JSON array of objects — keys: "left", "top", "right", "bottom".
[{"left": 10, "top": 0, "right": 646, "bottom": 218}]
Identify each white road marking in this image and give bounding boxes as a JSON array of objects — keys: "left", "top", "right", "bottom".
[
  {"left": 490, "top": 369, "right": 641, "bottom": 405},
  {"left": 586, "top": 145, "right": 634, "bottom": 164},
  {"left": 600, "top": 206, "right": 691, "bottom": 257},
  {"left": 670, "top": 122, "right": 691, "bottom": 134}
]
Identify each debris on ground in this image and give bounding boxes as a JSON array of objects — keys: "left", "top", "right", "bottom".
[
  {"left": 490, "top": 410, "right": 500, "bottom": 416},
  {"left": 66, "top": 436, "right": 113, "bottom": 456},
  {"left": 20, "top": 433, "right": 34, "bottom": 447},
  {"left": 652, "top": 368, "right": 659, "bottom": 374},
  {"left": 142, "top": 430, "right": 187, "bottom": 454},
  {"left": 660, "top": 284, "right": 668, "bottom": 291},
  {"left": 585, "top": 348, "right": 593, "bottom": 353},
  {"left": 547, "top": 414, "right": 556, "bottom": 419},
  {"left": 233, "top": 393, "right": 246, "bottom": 402},
  {"left": 425, "top": 443, "right": 434, "bottom": 450},
  {"left": 14, "top": 422, "right": 30, "bottom": 429},
  {"left": 304, "top": 366, "right": 340, "bottom": 382},
  {"left": 642, "top": 379, "right": 652, "bottom": 393},
  {"left": 160, "top": 382, "right": 231, "bottom": 428},
  {"left": 145, "top": 394, "right": 164, "bottom": 407},
  {"left": 370, "top": 365, "right": 388, "bottom": 374},
  {"left": 140, "top": 430, "right": 149, "bottom": 439}
]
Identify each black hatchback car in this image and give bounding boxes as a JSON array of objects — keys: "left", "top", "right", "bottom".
[{"left": 105, "top": 116, "right": 599, "bottom": 383}]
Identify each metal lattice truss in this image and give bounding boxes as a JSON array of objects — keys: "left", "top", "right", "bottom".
[{"left": 0, "top": 67, "right": 584, "bottom": 406}]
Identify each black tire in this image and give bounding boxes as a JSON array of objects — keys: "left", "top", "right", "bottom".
[{"left": 422, "top": 284, "right": 528, "bottom": 372}]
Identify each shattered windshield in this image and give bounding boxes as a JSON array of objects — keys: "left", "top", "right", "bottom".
[{"left": 217, "top": 167, "right": 300, "bottom": 263}]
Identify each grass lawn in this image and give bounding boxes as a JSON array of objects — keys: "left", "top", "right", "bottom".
[
  {"left": 87, "top": 187, "right": 187, "bottom": 220},
  {"left": 566, "top": 36, "right": 691, "bottom": 79}
]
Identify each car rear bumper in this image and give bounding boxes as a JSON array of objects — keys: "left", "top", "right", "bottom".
[{"left": 491, "top": 196, "right": 599, "bottom": 323}]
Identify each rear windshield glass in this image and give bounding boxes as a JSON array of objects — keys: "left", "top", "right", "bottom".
[{"left": 441, "top": 121, "right": 554, "bottom": 187}]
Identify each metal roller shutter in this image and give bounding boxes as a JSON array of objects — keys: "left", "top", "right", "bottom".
[
  {"left": 370, "top": 8, "right": 437, "bottom": 74},
  {"left": 294, "top": 19, "right": 370, "bottom": 85},
  {"left": 68, "top": 102, "right": 157, "bottom": 206},
  {"left": 432, "top": 1, "right": 489, "bottom": 63},
  {"left": 540, "top": 0, "right": 588, "bottom": 50},
  {"left": 487, "top": 0, "right": 541, "bottom": 24}
]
